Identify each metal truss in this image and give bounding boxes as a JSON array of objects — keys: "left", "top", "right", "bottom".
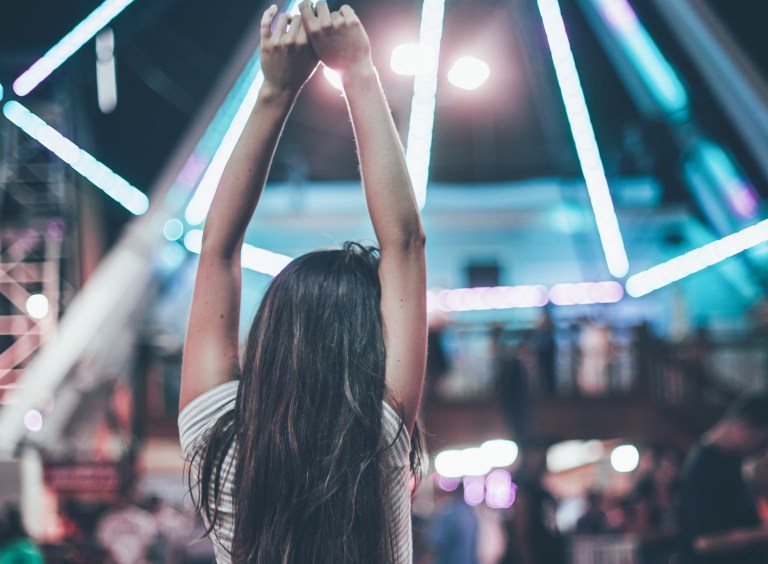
[{"left": 0, "top": 103, "right": 73, "bottom": 404}]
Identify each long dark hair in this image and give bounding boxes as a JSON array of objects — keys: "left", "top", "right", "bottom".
[{"left": 189, "top": 242, "right": 422, "bottom": 563}]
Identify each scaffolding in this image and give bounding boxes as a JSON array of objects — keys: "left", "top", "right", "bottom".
[{"left": 0, "top": 101, "right": 75, "bottom": 405}]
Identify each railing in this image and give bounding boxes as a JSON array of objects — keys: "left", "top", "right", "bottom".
[
  {"left": 429, "top": 324, "right": 765, "bottom": 408},
  {"left": 569, "top": 535, "right": 640, "bottom": 564}
]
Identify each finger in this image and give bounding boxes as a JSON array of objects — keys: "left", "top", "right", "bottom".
[
  {"left": 286, "top": 14, "right": 302, "bottom": 41},
  {"left": 331, "top": 11, "right": 344, "bottom": 27},
  {"left": 299, "top": 0, "right": 319, "bottom": 31},
  {"left": 260, "top": 4, "right": 278, "bottom": 42},
  {"left": 272, "top": 12, "right": 291, "bottom": 42},
  {"left": 339, "top": 4, "right": 357, "bottom": 20},
  {"left": 295, "top": 19, "right": 310, "bottom": 46},
  {"left": 315, "top": 1, "right": 332, "bottom": 27}
]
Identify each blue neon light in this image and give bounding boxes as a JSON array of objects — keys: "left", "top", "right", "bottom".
[
  {"left": 3, "top": 101, "right": 149, "bottom": 215},
  {"left": 590, "top": 0, "right": 688, "bottom": 116}
]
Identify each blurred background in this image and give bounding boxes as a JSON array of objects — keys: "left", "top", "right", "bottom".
[{"left": 1, "top": 0, "right": 767, "bottom": 562}]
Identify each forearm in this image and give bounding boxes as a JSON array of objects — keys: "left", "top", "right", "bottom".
[
  {"left": 202, "top": 83, "right": 297, "bottom": 259},
  {"left": 342, "top": 64, "right": 424, "bottom": 249}
]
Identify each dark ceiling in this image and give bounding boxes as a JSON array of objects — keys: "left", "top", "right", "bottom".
[{"left": 1, "top": 0, "right": 767, "bottom": 227}]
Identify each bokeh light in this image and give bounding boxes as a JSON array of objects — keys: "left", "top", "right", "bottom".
[
  {"left": 610, "top": 444, "right": 640, "bottom": 473},
  {"left": 447, "top": 56, "right": 491, "bottom": 90}
]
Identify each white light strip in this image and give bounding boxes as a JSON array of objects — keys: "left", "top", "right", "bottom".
[
  {"left": 549, "top": 281, "right": 624, "bottom": 305},
  {"left": 428, "top": 285, "right": 550, "bottom": 312},
  {"left": 626, "top": 218, "right": 768, "bottom": 297},
  {"left": 3, "top": 101, "right": 149, "bottom": 215},
  {"left": 0, "top": 83, "right": 4, "bottom": 101},
  {"left": 182, "top": 229, "right": 293, "bottom": 276},
  {"left": 184, "top": 72, "right": 265, "bottom": 225},
  {"left": 96, "top": 28, "right": 118, "bottom": 114},
  {"left": 405, "top": 0, "right": 447, "bottom": 210},
  {"left": 537, "top": 0, "right": 629, "bottom": 278},
  {"left": 13, "top": 0, "right": 136, "bottom": 96},
  {"left": 184, "top": 1, "right": 307, "bottom": 226}
]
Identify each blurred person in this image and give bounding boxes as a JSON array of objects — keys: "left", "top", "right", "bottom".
[
  {"left": 577, "top": 322, "right": 611, "bottom": 396},
  {"left": 502, "top": 446, "right": 566, "bottom": 564},
  {"left": 678, "top": 392, "right": 768, "bottom": 563},
  {"left": 96, "top": 491, "right": 157, "bottom": 564},
  {"left": 633, "top": 448, "right": 681, "bottom": 536},
  {"left": 494, "top": 329, "right": 531, "bottom": 444},
  {"left": 530, "top": 309, "right": 556, "bottom": 397},
  {"left": 575, "top": 492, "right": 608, "bottom": 535},
  {"left": 0, "top": 504, "right": 43, "bottom": 563},
  {"left": 142, "top": 495, "right": 192, "bottom": 564},
  {"left": 178, "top": 3, "right": 426, "bottom": 563},
  {"left": 425, "top": 320, "right": 450, "bottom": 399},
  {"left": 429, "top": 482, "right": 479, "bottom": 564},
  {"left": 477, "top": 503, "right": 506, "bottom": 564}
]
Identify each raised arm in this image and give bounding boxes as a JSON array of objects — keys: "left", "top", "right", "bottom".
[
  {"left": 300, "top": 1, "right": 427, "bottom": 432},
  {"left": 179, "top": 7, "right": 318, "bottom": 412}
]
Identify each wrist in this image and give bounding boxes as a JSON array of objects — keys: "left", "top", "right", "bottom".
[
  {"left": 340, "top": 60, "right": 378, "bottom": 88},
  {"left": 259, "top": 81, "right": 300, "bottom": 106}
]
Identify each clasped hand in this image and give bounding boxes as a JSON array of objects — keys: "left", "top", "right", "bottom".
[{"left": 260, "top": 1, "right": 372, "bottom": 95}]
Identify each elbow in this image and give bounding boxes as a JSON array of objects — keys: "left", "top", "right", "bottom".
[
  {"left": 199, "top": 230, "right": 242, "bottom": 261},
  {"left": 391, "top": 226, "right": 426, "bottom": 253}
]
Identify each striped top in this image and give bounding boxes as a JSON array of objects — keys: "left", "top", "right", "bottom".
[{"left": 179, "top": 381, "right": 413, "bottom": 563}]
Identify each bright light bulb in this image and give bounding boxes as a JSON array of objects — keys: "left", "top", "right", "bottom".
[
  {"left": 447, "top": 56, "right": 491, "bottom": 90},
  {"left": 323, "top": 66, "right": 343, "bottom": 91},
  {"left": 610, "top": 444, "right": 640, "bottom": 473},
  {"left": 24, "top": 410, "right": 43, "bottom": 432},
  {"left": 26, "top": 294, "right": 49, "bottom": 320},
  {"left": 390, "top": 43, "right": 437, "bottom": 76}
]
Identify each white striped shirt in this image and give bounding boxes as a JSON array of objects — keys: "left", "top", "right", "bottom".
[{"left": 178, "top": 381, "right": 413, "bottom": 563}]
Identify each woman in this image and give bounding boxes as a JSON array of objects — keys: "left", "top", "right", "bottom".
[{"left": 178, "top": 2, "right": 427, "bottom": 563}]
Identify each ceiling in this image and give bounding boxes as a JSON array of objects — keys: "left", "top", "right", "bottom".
[{"left": 1, "top": 0, "right": 767, "bottom": 245}]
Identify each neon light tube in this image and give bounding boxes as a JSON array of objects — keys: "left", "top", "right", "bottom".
[
  {"left": 3, "top": 101, "right": 148, "bottom": 215},
  {"left": 537, "top": 0, "right": 629, "bottom": 278},
  {"left": 626, "top": 218, "right": 768, "bottom": 297},
  {"left": 14, "top": 0, "right": 136, "bottom": 96},
  {"left": 405, "top": 0, "right": 447, "bottom": 210}
]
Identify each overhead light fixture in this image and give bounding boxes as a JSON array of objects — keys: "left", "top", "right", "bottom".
[
  {"left": 537, "top": 0, "right": 629, "bottom": 278},
  {"left": 95, "top": 28, "right": 118, "bottom": 114},
  {"left": 405, "top": 0, "right": 447, "bottom": 210},
  {"left": 694, "top": 141, "right": 759, "bottom": 221},
  {"left": 183, "top": 0, "right": 309, "bottom": 226},
  {"left": 589, "top": 0, "right": 688, "bottom": 116},
  {"left": 610, "top": 444, "right": 640, "bottom": 473},
  {"left": 447, "top": 56, "right": 490, "bottom": 90},
  {"left": 390, "top": 43, "right": 437, "bottom": 76},
  {"left": 626, "top": 218, "right": 768, "bottom": 297},
  {"left": 430, "top": 285, "right": 550, "bottom": 312},
  {"left": 549, "top": 281, "right": 624, "bottom": 305},
  {"left": 3, "top": 101, "right": 148, "bottom": 215},
  {"left": 184, "top": 72, "right": 266, "bottom": 225},
  {"left": 14, "top": 0, "right": 136, "bottom": 96},
  {"left": 183, "top": 229, "right": 293, "bottom": 277}
]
